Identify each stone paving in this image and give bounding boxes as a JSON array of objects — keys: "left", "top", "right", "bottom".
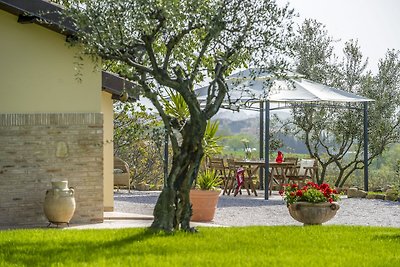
[{"left": 81, "top": 190, "right": 399, "bottom": 229}]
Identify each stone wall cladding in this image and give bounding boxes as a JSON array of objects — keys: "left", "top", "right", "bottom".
[{"left": 0, "top": 113, "right": 104, "bottom": 227}]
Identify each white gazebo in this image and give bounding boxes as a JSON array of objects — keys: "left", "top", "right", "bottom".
[{"left": 196, "top": 69, "right": 373, "bottom": 199}]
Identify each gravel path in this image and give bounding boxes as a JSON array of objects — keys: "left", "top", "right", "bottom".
[{"left": 114, "top": 190, "right": 400, "bottom": 227}]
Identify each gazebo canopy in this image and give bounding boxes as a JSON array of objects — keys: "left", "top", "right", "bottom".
[
  {"left": 268, "top": 79, "right": 372, "bottom": 103},
  {"left": 196, "top": 69, "right": 372, "bottom": 106},
  {"left": 195, "top": 68, "right": 373, "bottom": 199}
]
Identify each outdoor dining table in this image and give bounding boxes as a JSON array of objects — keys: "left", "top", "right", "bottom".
[{"left": 234, "top": 160, "right": 297, "bottom": 195}]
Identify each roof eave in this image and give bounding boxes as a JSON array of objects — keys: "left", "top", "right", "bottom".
[
  {"left": 0, "top": 0, "right": 77, "bottom": 36},
  {"left": 102, "top": 72, "right": 140, "bottom": 102}
]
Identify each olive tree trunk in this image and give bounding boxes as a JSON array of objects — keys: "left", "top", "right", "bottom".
[{"left": 150, "top": 120, "right": 205, "bottom": 232}]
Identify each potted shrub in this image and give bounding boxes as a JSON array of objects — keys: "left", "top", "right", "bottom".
[
  {"left": 280, "top": 182, "right": 341, "bottom": 225},
  {"left": 190, "top": 169, "right": 222, "bottom": 222}
]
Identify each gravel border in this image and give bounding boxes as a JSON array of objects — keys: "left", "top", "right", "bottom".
[{"left": 114, "top": 190, "right": 400, "bottom": 227}]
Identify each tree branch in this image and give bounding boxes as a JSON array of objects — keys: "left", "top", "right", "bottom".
[{"left": 163, "top": 22, "right": 205, "bottom": 70}]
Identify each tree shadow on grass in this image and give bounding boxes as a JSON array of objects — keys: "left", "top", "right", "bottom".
[
  {"left": 372, "top": 233, "right": 400, "bottom": 242},
  {"left": 0, "top": 228, "right": 171, "bottom": 266}
]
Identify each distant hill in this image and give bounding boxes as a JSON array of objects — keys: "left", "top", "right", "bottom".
[
  {"left": 214, "top": 112, "right": 309, "bottom": 154},
  {"left": 277, "top": 133, "right": 309, "bottom": 154}
]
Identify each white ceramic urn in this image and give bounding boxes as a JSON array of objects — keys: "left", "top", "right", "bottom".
[{"left": 43, "top": 181, "right": 76, "bottom": 225}]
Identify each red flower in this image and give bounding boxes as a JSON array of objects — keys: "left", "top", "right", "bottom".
[
  {"left": 281, "top": 181, "right": 340, "bottom": 205},
  {"left": 320, "top": 183, "right": 329, "bottom": 190}
]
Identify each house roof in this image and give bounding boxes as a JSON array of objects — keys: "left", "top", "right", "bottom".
[{"left": 0, "top": 0, "right": 139, "bottom": 101}]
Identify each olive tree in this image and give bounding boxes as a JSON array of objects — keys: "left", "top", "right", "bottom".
[
  {"left": 289, "top": 19, "right": 400, "bottom": 187},
  {"left": 60, "top": 0, "right": 294, "bottom": 232}
]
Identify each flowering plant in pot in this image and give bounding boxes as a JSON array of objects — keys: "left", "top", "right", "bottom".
[
  {"left": 279, "top": 182, "right": 341, "bottom": 225},
  {"left": 280, "top": 182, "right": 340, "bottom": 205},
  {"left": 190, "top": 169, "right": 222, "bottom": 222}
]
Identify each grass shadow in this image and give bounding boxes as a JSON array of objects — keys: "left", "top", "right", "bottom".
[
  {"left": 0, "top": 228, "right": 159, "bottom": 266},
  {"left": 373, "top": 233, "right": 400, "bottom": 242}
]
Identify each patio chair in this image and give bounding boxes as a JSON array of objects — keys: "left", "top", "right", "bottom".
[
  {"left": 225, "top": 159, "right": 240, "bottom": 195},
  {"left": 226, "top": 159, "right": 258, "bottom": 197},
  {"left": 207, "top": 157, "right": 228, "bottom": 193},
  {"left": 284, "top": 157, "right": 298, "bottom": 164},
  {"left": 286, "top": 158, "right": 318, "bottom": 186},
  {"left": 114, "top": 157, "right": 131, "bottom": 192},
  {"left": 283, "top": 157, "right": 298, "bottom": 176}
]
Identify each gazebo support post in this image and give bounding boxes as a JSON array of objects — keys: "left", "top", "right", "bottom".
[
  {"left": 363, "top": 102, "right": 369, "bottom": 191},
  {"left": 259, "top": 101, "right": 264, "bottom": 190},
  {"left": 264, "top": 100, "right": 270, "bottom": 200}
]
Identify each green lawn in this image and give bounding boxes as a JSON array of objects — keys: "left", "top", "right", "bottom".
[{"left": 0, "top": 226, "right": 399, "bottom": 267}]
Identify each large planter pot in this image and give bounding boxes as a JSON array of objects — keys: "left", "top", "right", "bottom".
[
  {"left": 43, "top": 181, "right": 76, "bottom": 226},
  {"left": 288, "top": 202, "right": 340, "bottom": 226},
  {"left": 190, "top": 189, "right": 221, "bottom": 222}
]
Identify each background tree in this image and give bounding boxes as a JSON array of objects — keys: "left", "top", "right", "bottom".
[
  {"left": 367, "top": 144, "right": 400, "bottom": 188},
  {"left": 288, "top": 19, "right": 400, "bottom": 187},
  {"left": 113, "top": 102, "right": 165, "bottom": 189},
  {"left": 60, "top": 0, "right": 294, "bottom": 232}
]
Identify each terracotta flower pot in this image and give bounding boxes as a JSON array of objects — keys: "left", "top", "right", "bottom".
[
  {"left": 288, "top": 202, "right": 340, "bottom": 226},
  {"left": 190, "top": 189, "right": 221, "bottom": 222}
]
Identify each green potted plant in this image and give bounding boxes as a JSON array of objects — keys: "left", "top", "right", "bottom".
[
  {"left": 279, "top": 182, "right": 341, "bottom": 225},
  {"left": 190, "top": 169, "right": 222, "bottom": 222}
]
